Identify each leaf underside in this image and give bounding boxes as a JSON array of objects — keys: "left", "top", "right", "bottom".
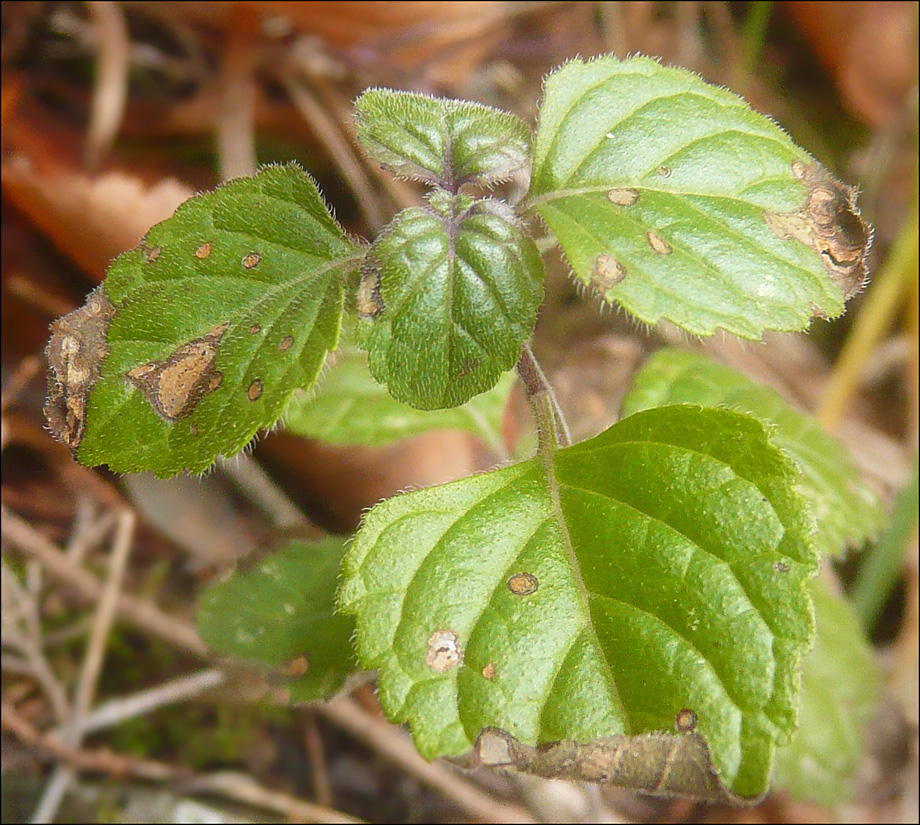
[
  {"left": 527, "top": 55, "right": 850, "bottom": 339},
  {"left": 340, "top": 405, "right": 818, "bottom": 798},
  {"left": 621, "top": 348, "right": 885, "bottom": 558},
  {"left": 360, "top": 194, "right": 543, "bottom": 409},
  {"left": 284, "top": 347, "right": 515, "bottom": 452},
  {"left": 197, "top": 538, "right": 357, "bottom": 702},
  {"left": 76, "top": 164, "right": 363, "bottom": 476}
]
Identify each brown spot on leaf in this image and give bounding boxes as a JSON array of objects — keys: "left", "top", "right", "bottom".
[
  {"left": 764, "top": 161, "right": 872, "bottom": 300},
  {"left": 190, "top": 423, "right": 199, "bottom": 436},
  {"left": 195, "top": 243, "right": 212, "bottom": 259},
  {"left": 773, "top": 560, "right": 790, "bottom": 573},
  {"left": 282, "top": 655, "right": 309, "bottom": 677},
  {"left": 591, "top": 255, "right": 625, "bottom": 296},
  {"left": 606, "top": 188, "right": 639, "bottom": 206},
  {"left": 247, "top": 379, "right": 263, "bottom": 401},
  {"left": 507, "top": 572, "right": 539, "bottom": 596},
  {"left": 44, "top": 286, "right": 116, "bottom": 452},
  {"left": 357, "top": 268, "right": 384, "bottom": 319},
  {"left": 242, "top": 252, "right": 262, "bottom": 269},
  {"left": 249, "top": 324, "right": 261, "bottom": 334},
  {"left": 279, "top": 336, "right": 294, "bottom": 352},
  {"left": 647, "top": 231, "right": 672, "bottom": 255},
  {"left": 426, "top": 629, "right": 462, "bottom": 672},
  {"left": 657, "top": 165, "right": 671, "bottom": 178},
  {"left": 482, "top": 662, "right": 496, "bottom": 680},
  {"left": 126, "top": 323, "right": 228, "bottom": 420},
  {"left": 146, "top": 246, "right": 161, "bottom": 263},
  {"left": 675, "top": 708, "right": 698, "bottom": 732}
]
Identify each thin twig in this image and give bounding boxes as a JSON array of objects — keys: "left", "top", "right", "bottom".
[
  {"left": 1, "top": 506, "right": 206, "bottom": 657},
  {"left": 84, "top": 1, "right": 130, "bottom": 166},
  {"left": 1, "top": 560, "right": 71, "bottom": 723},
  {"left": 31, "top": 509, "right": 135, "bottom": 824},
  {"left": 303, "top": 709, "right": 334, "bottom": 809},
  {"left": 185, "top": 772, "right": 364, "bottom": 824},
  {"left": 218, "top": 453, "right": 314, "bottom": 532},
  {"left": 216, "top": 4, "right": 257, "bottom": 181},
  {"left": 320, "top": 696, "right": 537, "bottom": 824},
  {"left": 3, "top": 701, "right": 362, "bottom": 824},
  {"left": 1, "top": 355, "right": 42, "bottom": 414},
  {"left": 56, "top": 669, "right": 226, "bottom": 740},
  {"left": 307, "top": 75, "right": 421, "bottom": 213},
  {"left": 279, "top": 68, "right": 386, "bottom": 232}
]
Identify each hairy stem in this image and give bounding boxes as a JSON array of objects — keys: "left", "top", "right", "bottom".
[{"left": 516, "top": 343, "right": 571, "bottom": 459}]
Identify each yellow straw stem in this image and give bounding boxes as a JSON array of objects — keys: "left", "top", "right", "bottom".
[{"left": 818, "top": 203, "right": 919, "bottom": 431}]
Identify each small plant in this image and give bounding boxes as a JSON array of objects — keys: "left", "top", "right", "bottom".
[{"left": 45, "top": 55, "right": 883, "bottom": 803}]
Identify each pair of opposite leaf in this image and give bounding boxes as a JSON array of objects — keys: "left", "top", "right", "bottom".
[{"left": 44, "top": 56, "right": 871, "bottom": 475}]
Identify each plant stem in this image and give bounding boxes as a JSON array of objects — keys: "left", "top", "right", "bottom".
[
  {"left": 850, "top": 454, "right": 919, "bottom": 631},
  {"left": 516, "top": 343, "right": 571, "bottom": 459}
]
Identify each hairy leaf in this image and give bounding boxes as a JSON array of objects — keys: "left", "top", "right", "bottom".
[
  {"left": 284, "top": 347, "right": 514, "bottom": 454},
  {"left": 64, "top": 164, "right": 363, "bottom": 476},
  {"left": 340, "top": 405, "right": 818, "bottom": 798},
  {"left": 621, "top": 348, "right": 885, "bottom": 557},
  {"left": 197, "top": 538, "right": 357, "bottom": 701},
  {"left": 359, "top": 192, "right": 543, "bottom": 409},
  {"left": 773, "top": 578, "right": 881, "bottom": 805},
  {"left": 526, "top": 56, "right": 870, "bottom": 338},
  {"left": 355, "top": 88, "right": 531, "bottom": 190}
]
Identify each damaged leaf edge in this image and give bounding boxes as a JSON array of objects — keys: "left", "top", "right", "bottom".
[
  {"left": 764, "top": 161, "right": 873, "bottom": 302},
  {"left": 456, "top": 727, "right": 761, "bottom": 805},
  {"left": 44, "top": 285, "right": 116, "bottom": 453}
]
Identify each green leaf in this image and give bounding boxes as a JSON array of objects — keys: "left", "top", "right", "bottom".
[
  {"left": 74, "top": 164, "right": 364, "bottom": 477},
  {"left": 526, "top": 56, "right": 868, "bottom": 338},
  {"left": 197, "top": 538, "right": 357, "bottom": 702},
  {"left": 355, "top": 88, "right": 532, "bottom": 190},
  {"left": 359, "top": 192, "right": 543, "bottom": 409},
  {"left": 620, "top": 348, "right": 885, "bottom": 558},
  {"left": 284, "top": 347, "right": 514, "bottom": 453},
  {"left": 339, "top": 405, "right": 818, "bottom": 799},
  {"left": 773, "top": 577, "right": 881, "bottom": 806}
]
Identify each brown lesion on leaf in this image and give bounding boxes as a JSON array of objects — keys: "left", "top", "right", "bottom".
[
  {"left": 591, "top": 254, "right": 626, "bottom": 296},
  {"left": 242, "top": 252, "right": 262, "bottom": 269},
  {"left": 247, "top": 379, "right": 263, "bottom": 401},
  {"left": 195, "top": 242, "right": 213, "bottom": 259},
  {"left": 44, "top": 286, "right": 117, "bottom": 453},
  {"left": 126, "top": 323, "right": 228, "bottom": 421},
  {"left": 279, "top": 335, "right": 294, "bottom": 352},
  {"left": 506, "top": 572, "right": 539, "bottom": 596},
  {"left": 482, "top": 662, "right": 497, "bottom": 679},
  {"left": 467, "top": 728, "right": 745, "bottom": 804},
  {"left": 764, "top": 161, "right": 872, "bottom": 300},
  {"left": 426, "top": 629, "right": 462, "bottom": 672},
  {"left": 606, "top": 188, "right": 639, "bottom": 206},
  {"left": 675, "top": 708, "right": 698, "bottom": 732},
  {"left": 282, "top": 654, "right": 309, "bottom": 677},
  {"left": 647, "top": 231, "right": 673, "bottom": 255},
  {"left": 144, "top": 245, "right": 161, "bottom": 263},
  {"left": 357, "top": 267, "right": 384, "bottom": 319}
]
